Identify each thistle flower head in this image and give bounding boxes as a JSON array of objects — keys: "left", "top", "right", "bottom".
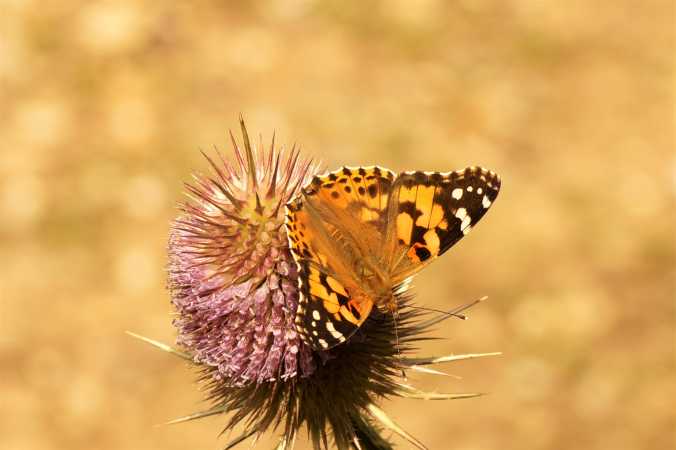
[
  {"left": 160, "top": 119, "right": 499, "bottom": 449},
  {"left": 169, "top": 120, "right": 317, "bottom": 385}
]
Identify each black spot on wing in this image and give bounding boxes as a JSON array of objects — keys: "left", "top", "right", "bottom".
[
  {"left": 410, "top": 224, "right": 428, "bottom": 247},
  {"left": 348, "top": 303, "right": 362, "bottom": 320},
  {"left": 412, "top": 171, "right": 429, "bottom": 184},
  {"left": 429, "top": 172, "right": 443, "bottom": 184},
  {"left": 414, "top": 246, "right": 432, "bottom": 261},
  {"left": 398, "top": 201, "right": 420, "bottom": 219}
]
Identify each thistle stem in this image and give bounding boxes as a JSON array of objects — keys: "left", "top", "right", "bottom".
[{"left": 349, "top": 411, "right": 394, "bottom": 450}]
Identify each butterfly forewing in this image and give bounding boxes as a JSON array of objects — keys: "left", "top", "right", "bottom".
[
  {"left": 385, "top": 167, "right": 501, "bottom": 282},
  {"left": 304, "top": 166, "right": 395, "bottom": 237}
]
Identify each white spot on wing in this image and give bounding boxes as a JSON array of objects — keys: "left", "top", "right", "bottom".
[
  {"left": 482, "top": 195, "right": 492, "bottom": 208},
  {"left": 326, "top": 321, "right": 345, "bottom": 341},
  {"left": 452, "top": 188, "right": 463, "bottom": 200},
  {"left": 318, "top": 338, "right": 329, "bottom": 348},
  {"left": 312, "top": 310, "right": 321, "bottom": 320},
  {"left": 455, "top": 207, "right": 471, "bottom": 230},
  {"left": 455, "top": 208, "right": 467, "bottom": 220}
]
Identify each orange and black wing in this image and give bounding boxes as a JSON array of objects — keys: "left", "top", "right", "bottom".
[
  {"left": 284, "top": 166, "right": 394, "bottom": 350},
  {"left": 292, "top": 260, "right": 373, "bottom": 350},
  {"left": 384, "top": 167, "right": 501, "bottom": 282}
]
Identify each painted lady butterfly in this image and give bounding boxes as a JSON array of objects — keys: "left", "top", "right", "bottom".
[{"left": 284, "top": 166, "right": 500, "bottom": 351}]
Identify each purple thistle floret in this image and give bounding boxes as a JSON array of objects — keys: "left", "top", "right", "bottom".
[{"left": 168, "top": 121, "right": 318, "bottom": 386}]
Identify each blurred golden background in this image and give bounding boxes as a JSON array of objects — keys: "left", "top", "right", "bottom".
[{"left": 1, "top": 1, "right": 673, "bottom": 449}]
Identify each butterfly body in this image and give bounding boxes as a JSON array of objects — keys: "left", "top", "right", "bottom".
[{"left": 285, "top": 166, "right": 500, "bottom": 351}]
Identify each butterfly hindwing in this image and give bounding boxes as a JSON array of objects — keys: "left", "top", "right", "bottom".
[
  {"left": 386, "top": 167, "right": 501, "bottom": 281},
  {"left": 294, "top": 260, "right": 374, "bottom": 350}
]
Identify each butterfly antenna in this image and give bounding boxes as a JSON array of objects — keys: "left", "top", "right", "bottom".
[
  {"left": 409, "top": 295, "right": 488, "bottom": 320},
  {"left": 408, "top": 305, "right": 468, "bottom": 320}
]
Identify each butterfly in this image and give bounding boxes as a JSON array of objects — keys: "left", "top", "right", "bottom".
[{"left": 284, "top": 166, "right": 500, "bottom": 351}]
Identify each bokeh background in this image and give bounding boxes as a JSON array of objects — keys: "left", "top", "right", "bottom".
[{"left": 1, "top": 1, "right": 673, "bottom": 449}]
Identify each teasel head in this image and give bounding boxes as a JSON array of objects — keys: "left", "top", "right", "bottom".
[
  {"left": 131, "top": 118, "right": 500, "bottom": 449},
  {"left": 168, "top": 118, "right": 318, "bottom": 385}
]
